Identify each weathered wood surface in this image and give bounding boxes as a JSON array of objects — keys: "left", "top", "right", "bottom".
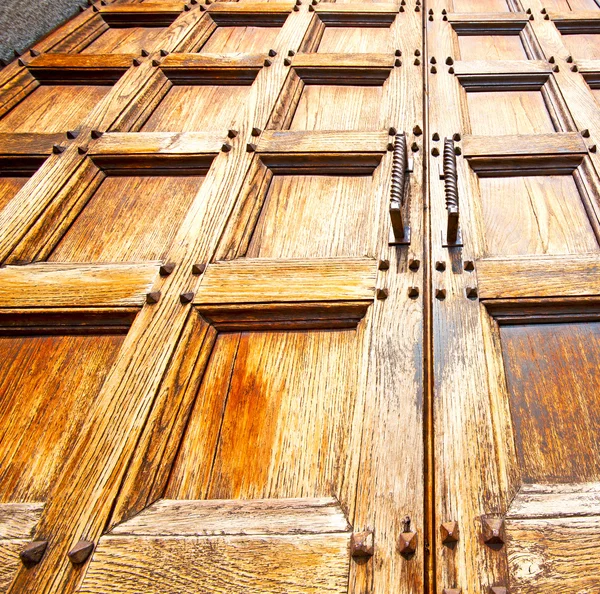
[{"left": 111, "top": 497, "right": 350, "bottom": 536}]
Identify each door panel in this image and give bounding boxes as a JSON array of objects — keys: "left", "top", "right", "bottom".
[{"left": 429, "top": 2, "right": 600, "bottom": 592}]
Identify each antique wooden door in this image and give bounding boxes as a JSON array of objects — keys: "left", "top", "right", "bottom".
[
  {"left": 0, "top": 1, "right": 425, "bottom": 593},
  {"left": 1, "top": 0, "right": 600, "bottom": 593},
  {"left": 428, "top": 0, "right": 600, "bottom": 592}
]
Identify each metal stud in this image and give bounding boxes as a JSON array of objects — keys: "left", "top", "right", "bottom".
[
  {"left": 192, "top": 263, "right": 206, "bottom": 275},
  {"left": 378, "top": 259, "right": 390, "bottom": 270},
  {"left": 133, "top": 58, "right": 141, "bottom": 66},
  {"left": 66, "top": 130, "right": 79, "bottom": 139},
  {"left": 389, "top": 126, "right": 398, "bottom": 136},
  {"left": 160, "top": 49, "right": 169, "bottom": 57},
  {"left": 228, "top": 129, "right": 238, "bottom": 138},
  {"left": 387, "top": 142, "right": 395, "bottom": 151},
  {"left": 446, "top": 57, "right": 454, "bottom": 65},
  {"left": 264, "top": 58, "right": 272, "bottom": 67},
  {"left": 408, "top": 258, "right": 420, "bottom": 271},
  {"left": 30, "top": 49, "right": 40, "bottom": 57},
  {"left": 395, "top": 49, "right": 402, "bottom": 57},
  {"left": 247, "top": 143, "right": 257, "bottom": 152},
  {"left": 152, "top": 59, "right": 161, "bottom": 66},
  {"left": 431, "top": 66, "right": 437, "bottom": 73},
  {"left": 441, "top": 521, "right": 459, "bottom": 544},
  {"left": 435, "top": 261, "right": 446, "bottom": 271},
  {"left": 464, "top": 260, "right": 474, "bottom": 271},
  {"left": 146, "top": 291, "right": 161, "bottom": 304},
  {"left": 432, "top": 147, "right": 440, "bottom": 156},
  {"left": 20, "top": 541, "right": 48, "bottom": 566},
  {"left": 414, "top": 49, "right": 421, "bottom": 56},
  {"left": 414, "top": 58, "right": 420, "bottom": 65},
  {"left": 288, "top": 50, "right": 296, "bottom": 57},
  {"left": 549, "top": 56, "right": 555, "bottom": 63},
  {"left": 78, "top": 146, "right": 89, "bottom": 155},
  {"left": 268, "top": 49, "right": 277, "bottom": 57},
  {"left": 436, "top": 289, "right": 446, "bottom": 300},
  {"left": 68, "top": 540, "right": 94, "bottom": 565},
  {"left": 91, "top": 130, "right": 103, "bottom": 139},
  {"left": 377, "top": 288, "right": 389, "bottom": 300},
  {"left": 582, "top": 129, "right": 591, "bottom": 138},
  {"left": 571, "top": 64, "right": 578, "bottom": 72},
  {"left": 141, "top": 49, "right": 149, "bottom": 57},
  {"left": 566, "top": 55, "right": 573, "bottom": 63},
  {"left": 52, "top": 144, "right": 65, "bottom": 154},
  {"left": 251, "top": 127, "right": 262, "bottom": 136},
  {"left": 411, "top": 142, "right": 419, "bottom": 152},
  {"left": 454, "top": 146, "right": 462, "bottom": 155},
  {"left": 432, "top": 132, "right": 440, "bottom": 141},
  {"left": 159, "top": 262, "right": 176, "bottom": 276},
  {"left": 180, "top": 292, "right": 195, "bottom": 304},
  {"left": 466, "top": 287, "right": 478, "bottom": 300},
  {"left": 397, "top": 531, "right": 418, "bottom": 557},
  {"left": 453, "top": 132, "right": 461, "bottom": 141},
  {"left": 590, "top": 144, "right": 597, "bottom": 152},
  {"left": 284, "top": 58, "right": 292, "bottom": 66},
  {"left": 482, "top": 517, "right": 505, "bottom": 547},
  {"left": 350, "top": 531, "right": 374, "bottom": 558},
  {"left": 448, "top": 66, "right": 454, "bottom": 74},
  {"left": 408, "top": 286, "right": 419, "bottom": 298},
  {"left": 221, "top": 143, "right": 232, "bottom": 152}
]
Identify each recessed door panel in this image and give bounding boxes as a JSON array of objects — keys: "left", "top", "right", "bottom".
[
  {"left": 479, "top": 175, "right": 598, "bottom": 256},
  {"left": 49, "top": 175, "right": 204, "bottom": 262},
  {"left": 318, "top": 27, "right": 392, "bottom": 53},
  {"left": 0, "top": 177, "right": 28, "bottom": 211},
  {"left": 458, "top": 35, "right": 527, "bottom": 61},
  {"left": 466, "top": 91, "right": 555, "bottom": 136},
  {"left": 0, "top": 333, "right": 124, "bottom": 502},
  {"left": 141, "top": 85, "right": 250, "bottom": 132},
  {"left": 201, "top": 27, "right": 280, "bottom": 53},
  {"left": 82, "top": 27, "right": 167, "bottom": 54},
  {"left": 0, "top": 86, "right": 110, "bottom": 133},
  {"left": 247, "top": 174, "right": 375, "bottom": 258}
]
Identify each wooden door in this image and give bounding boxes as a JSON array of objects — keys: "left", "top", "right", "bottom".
[
  {"left": 429, "top": 1, "right": 600, "bottom": 593},
  {"left": 0, "top": 2, "right": 424, "bottom": 594}
]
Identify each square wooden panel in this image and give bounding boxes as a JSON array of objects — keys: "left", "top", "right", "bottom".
[
  {"left": 562, "top": 33, "right": 600, "bottom": 60},
  {"left": 200, "top": 26, "right": 281, "bottom": 54},
  {"left": 0, "top": 176, "right": 29, "bottom": 211},
  {"left": 478, "top": 174, "right": 598, "bottom": 256},
  {"left": 247, "top": 173, "right": 377, "bottom": 258},
  {"left": 290, "top": 85, "right": 384, "bottom": 131},
  {"left": 82, "top": 27, "right": 168, "bottom": 55},
  {"left": 466, "top": 90, "right": 555, "bottom": 135},
  {"left": 166, "top": 326, "right": 364, "bottom": 501},
  {"left": 499, "top": 320, "right": 600, "bottom": 484},
  {"left": 317, "top": 27, "right": 392, "bottom": 53},
  {"left": 141, "top": 85, "right": 251, "bottom": 132},
  {"left": 0, "top": 85, "right": 111, "bottom": 134},
  {"left": 451, "top": 0, "right": 509, "bottom": 12},
  {"left": 457, "top": 35, "right": 528, "bottom": 60},
  {"left": 48, "top": 174, "right": 205, "bottom": 262},
  {"left": 0, "top": 313, "right": 131, "bottom": 503}
]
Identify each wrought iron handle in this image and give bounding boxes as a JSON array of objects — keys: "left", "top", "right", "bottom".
[
  {"left": 443, "top": 138, "right": 461, "bottom": 247},
  {"left": 389, "top": 133, "right": 411, "bottom": 245}
]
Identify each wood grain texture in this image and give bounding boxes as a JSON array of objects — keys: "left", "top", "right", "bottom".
[
  {"left": 257, "top": 130, "right": 388, "bottom": 153},
  {"left": 141, "top": 85, "right": 251, "bottom": 132},
  {"left": 111, "top": 497, "right": 350, "bottom": 536},
  {"left": 508, "top": 482, "right": 600, "bottom": 519},
  {"left": 317, "top": 27, "right": 392, "bottom": 53},
  {"left": 466, "top": 91, "right": 555, "bottom": 135},
  {"left": 462, "top": 132, "right": 587, "bottom": 157},
  {"left": 201, "top": 26, "right": 280, "bottom": 54},
  {"left": 166, "top": 327, "right": 365, "bottom": 504},
  {"left": 478, "top": 175, "right": 597, "bottom": 256},
  {"left": 0, "top": 333, "right": 124, "bottom": 502},
  {"left": 82, "top": 28, "right": 167, "bottom": 55},
  {"left": 506, "top": 517, "right": 600, "bottom": 593},
  {"left": 0, "top": 541, "right": 26, "bottom": 594},
  {"left": 477, "top": 255, "right": 600, "bottom": 298},
  {"left": 0, "top": 503, "right": 44, "bottom": 539},
  {"left": 195, "top": 257, "right": 377, "bottom": 304},
  {"left": 0, "top": 86, "right": 111, "bottom": 133},
  {"left": 500, "top": 321, "right": 600, "bottom": 483},
  {"left": 80, "top": 534, "right": 351, "bottom": 594},
  {"left": 247, "top": 175, "right": 378, "bottom": 255},
  {"left": 457, "top": 35, "right": 528, "bottom": 61},
  {"left": 0, "top": 263, "right": 158, "bottom": 307},
  {"left": 0, "top": 178, "right": 28, "bottom": 212},
  {"left": 48, "top": 175, "right": 204, "bottom": 262}
]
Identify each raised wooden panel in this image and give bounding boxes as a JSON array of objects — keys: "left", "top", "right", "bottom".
[
  {"left": 0, "top": 333, "right": 124, "bottom": 503},
  {"left": 0, "top": 86, "right": 111, "bottom": 133},
  {"left": 0, "top": 178, "right": 28, "bottom": 212},
  {"left": 201, "top": 27, "right": 280, "bottom": 53},
  {"left": 479, "top": 175, "right": 598, "bottom": 256},
  {"left": 500, "top": 321, "right": 600, "bottom": 484},
  {"left": 562, "top": 33, "right": 600, "bottom": 60},
  {"left": 167, "top": 327, "right": 363, "bottom": 502},
  {"left": 48, "top": 175, "right": 204, "bottom": 262},
  {"left": 452, "top": 0, "right": 509, "bottom": 12},
  {"left": 141, "top": 85, "right": 250, "bottom": 132},
  {"left": 457, "top": 35, "right": 527, "bottom": 60},
  {"left": 317, "top": 27, "right": 392, "bottom": 53},
  {"left": 247, "top": 174, "right": 376, "bottom": 257},
  {"left": 290, "top": 86, "right": 383, "bottom": 130},
  {"left": 80, "top": 533, "right": 351, "bottom": 594},
  {"left": 466, "top": 91, "right": 555, "bottom": 135},
  {"left": 544, "top": 0, "right": 599, "bottom": 9},
  {"left": 82, "top": 27, "right": 167, "bottom": 54}
]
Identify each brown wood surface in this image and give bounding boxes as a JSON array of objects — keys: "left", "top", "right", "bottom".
[{"left": 2, "top": 0, "right": 600, "bottom": 593}]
